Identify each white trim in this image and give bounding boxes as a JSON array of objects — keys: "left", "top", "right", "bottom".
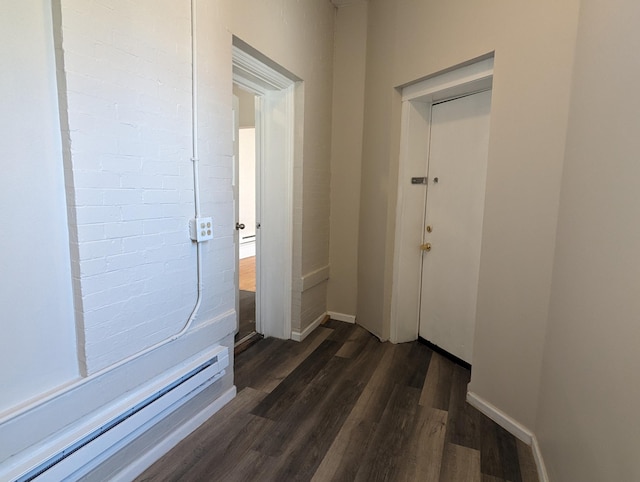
[
  {"left": 296, "top": 265, "right": 330, "bottom": 292},
  {"left": 466, "top": 391, "right": 532, "bottom": 444},
  {"left": 390, "top": 56, "right": 494, "bottom": 344},
  {"left": 401, "top": 57, "right": 494, "bottom": 102},
  {"left": 110, "top": 386, "right": 237, "bottom": 482},
  {"left": 291, "top": 312, "right": 327, "bottom": 342},
  {"left": 232, "top": 44, "right": 295, "bottom": 341},
  {"left": 232, "top": 46, "right": 292, "bottom": 92},
  {"left": 233, "top": 94, "right": 241, "bottom": 335},
  {"left": 466, "top": 391, "right": 549, "bottom": 482},
  {"left": 531, "top": 434, "right": 550, "bottom": 482},
  {"left": 254, "top": 96, "right": 264, "bottom": 335},
  {"left": 390, "top": 99, "right": 428, "bottom": 343},
  {"left": 327, "top": 311, "right": 356, "bottom": 324},
  {"left": 281, "top": 85, "right": 294, "bottom": 341}
]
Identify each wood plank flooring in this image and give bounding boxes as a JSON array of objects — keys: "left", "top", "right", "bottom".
[
  {"left": 235, "top": 256, "right": 257, "bottom": 345},
  {"left": 138, "top": 320, "right": 538, "bottom": 482},
  {"left": 239, "top": 256, "right": 256, "bottom": 292},
  {"left": 235, "top": 290, "right": 256, "bottom": 344}
]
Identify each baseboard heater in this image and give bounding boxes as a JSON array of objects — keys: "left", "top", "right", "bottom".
[{"left": 13, "top": 345, "right": 229, "bottom": 482}]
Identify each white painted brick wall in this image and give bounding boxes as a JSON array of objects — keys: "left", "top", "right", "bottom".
[
  {"left": 55, "top": 0, "right": 335, "bottom": 376},
  {"left": 59, "top": 0, "right": 201, "bottom": 374}
]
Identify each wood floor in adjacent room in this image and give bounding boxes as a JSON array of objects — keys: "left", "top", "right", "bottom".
[
  {"left": 238, "top": 256, "right": 256, "bottom": 292},
  {"left": 138, "top": 320, "right": 538, "bottom": 482},
  {"left": 235, "top": 256, "right": 257, "bottom": 345}
]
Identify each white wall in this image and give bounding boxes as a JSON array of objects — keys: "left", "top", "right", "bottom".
[
  {"left": 0, "top": 0, "right": 236, "bottom": 472},
  {"left": 58, "top": 0, "right": 199, "bottom": 374},
  {"left": 0, "top": 0, "right": 335, "bottom": 474},
  {"left": 233, "top": 87, "right": 256, "bottom": 246},
  {"left": 0, "top": 0, "right": 79, "bottom": 415},
  {"left": 238, "top": 128, "right": 256, "bottom": 244},
  {"left": 536, "top": 0, "right": 640, "bottom": 479}
]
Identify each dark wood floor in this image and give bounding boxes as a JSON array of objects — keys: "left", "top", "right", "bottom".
[
  {"left": 138, "top": 320, "right": 538, "bottom": 482},
  {"left": 235, "top": 290, "right": 256, "bottom": 344}
]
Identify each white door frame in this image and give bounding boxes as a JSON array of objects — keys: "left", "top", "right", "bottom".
[
  {"left": 390, "top": 57, "right": 494, "bottom": 344},
  {"left": 232, "top": 43, "right": 296, "bottom": 340},
  {"left": 232, "top": 94, "right": 241, "bottom": 335}
]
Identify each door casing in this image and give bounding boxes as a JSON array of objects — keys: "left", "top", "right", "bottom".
[
  {"left": 390, "top": 57, "right": 494, "bottom": 345},
  {"left": 232, "top": 40, "right": 298, "bottom": 340},
  {"left": 232, "top": 94, "right": 240, "bottom": 334}
]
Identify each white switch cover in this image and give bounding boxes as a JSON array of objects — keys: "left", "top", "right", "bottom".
[{"left": 189, "top": 217, "right": 213, "bottom": 242}]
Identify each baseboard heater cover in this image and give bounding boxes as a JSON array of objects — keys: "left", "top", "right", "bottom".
[{"left": 11, "top": 345, "right": 229, "bottom": 482}]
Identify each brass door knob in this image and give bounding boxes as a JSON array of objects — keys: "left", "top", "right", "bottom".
[{"left": 420, "top": 243, "right": 432, "bottom": 252}]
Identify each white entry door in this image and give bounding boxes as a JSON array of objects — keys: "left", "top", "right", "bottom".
[{"left": 419, "top": 90, "right": 491, "bottom": 364}]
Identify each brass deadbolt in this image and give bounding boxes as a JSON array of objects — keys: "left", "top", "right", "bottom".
[{"left": 426, "top": 225, "right": 433, "bottom": 233}]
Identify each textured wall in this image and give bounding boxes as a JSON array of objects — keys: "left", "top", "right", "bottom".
[
  {"left": 58, "top": 0, "right": 200, "bottom": 373},
  {"left": 1, "top": 0, "right": 236, "bottom": 468}
]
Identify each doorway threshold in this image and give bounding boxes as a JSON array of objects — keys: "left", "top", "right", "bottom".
[{"left": 234, "top": 332, "right": 263, "bottom": 357}]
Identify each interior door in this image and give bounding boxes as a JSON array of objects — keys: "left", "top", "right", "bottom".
[
  {"left": 419, "top": 90, "right": 492, "bottom": 364},
  {"left": 232, "top": 94, "right": 240, "bottom": 334}
]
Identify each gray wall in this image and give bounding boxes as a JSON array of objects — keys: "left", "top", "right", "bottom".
[
  {"left": 536, "top": 0, "right": 640, "bottom": 479},
  {"left": 328, "top": 2, "right": 368, "bottom": 319},
  {"left": 354, "top": 0, "right": 580, "bottom": 429},
  {"left": 221, "top": 0, "right": 335, "bottom": 333},
  {"left": 233, "top": 85, "right": 255, "bottom": 128}
]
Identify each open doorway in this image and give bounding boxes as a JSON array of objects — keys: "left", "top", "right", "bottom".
[
  {"left": 234, "top": 85, "right": 258, "bottom": 346},
  {"left": 232, "top": 39, "right": 298, "bottom": 345}
]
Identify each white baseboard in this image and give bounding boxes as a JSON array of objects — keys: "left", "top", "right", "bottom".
[
  {"left": 300, "top": 265, "right": 330, "bottom": 291},
  {"left": 112, "top": 386, "right": 237, "bottom": 481},
  {"left": 466, "top": 391, "right": 548, "bottom": 482},
  {"left": 327, "top": 311, "right": 356, "bottom": 324},
  {"left": 531, "top": 433, "right": 549, "bottom": 482},
  {"left": 291, "top": 312, "right": 327, "bottom": 342},
  {"left": 239, "top": 240, "right": 255, "bottom": 259},
  {"left": 466, "top": 391, "right": 532, "bottom": 444}
]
